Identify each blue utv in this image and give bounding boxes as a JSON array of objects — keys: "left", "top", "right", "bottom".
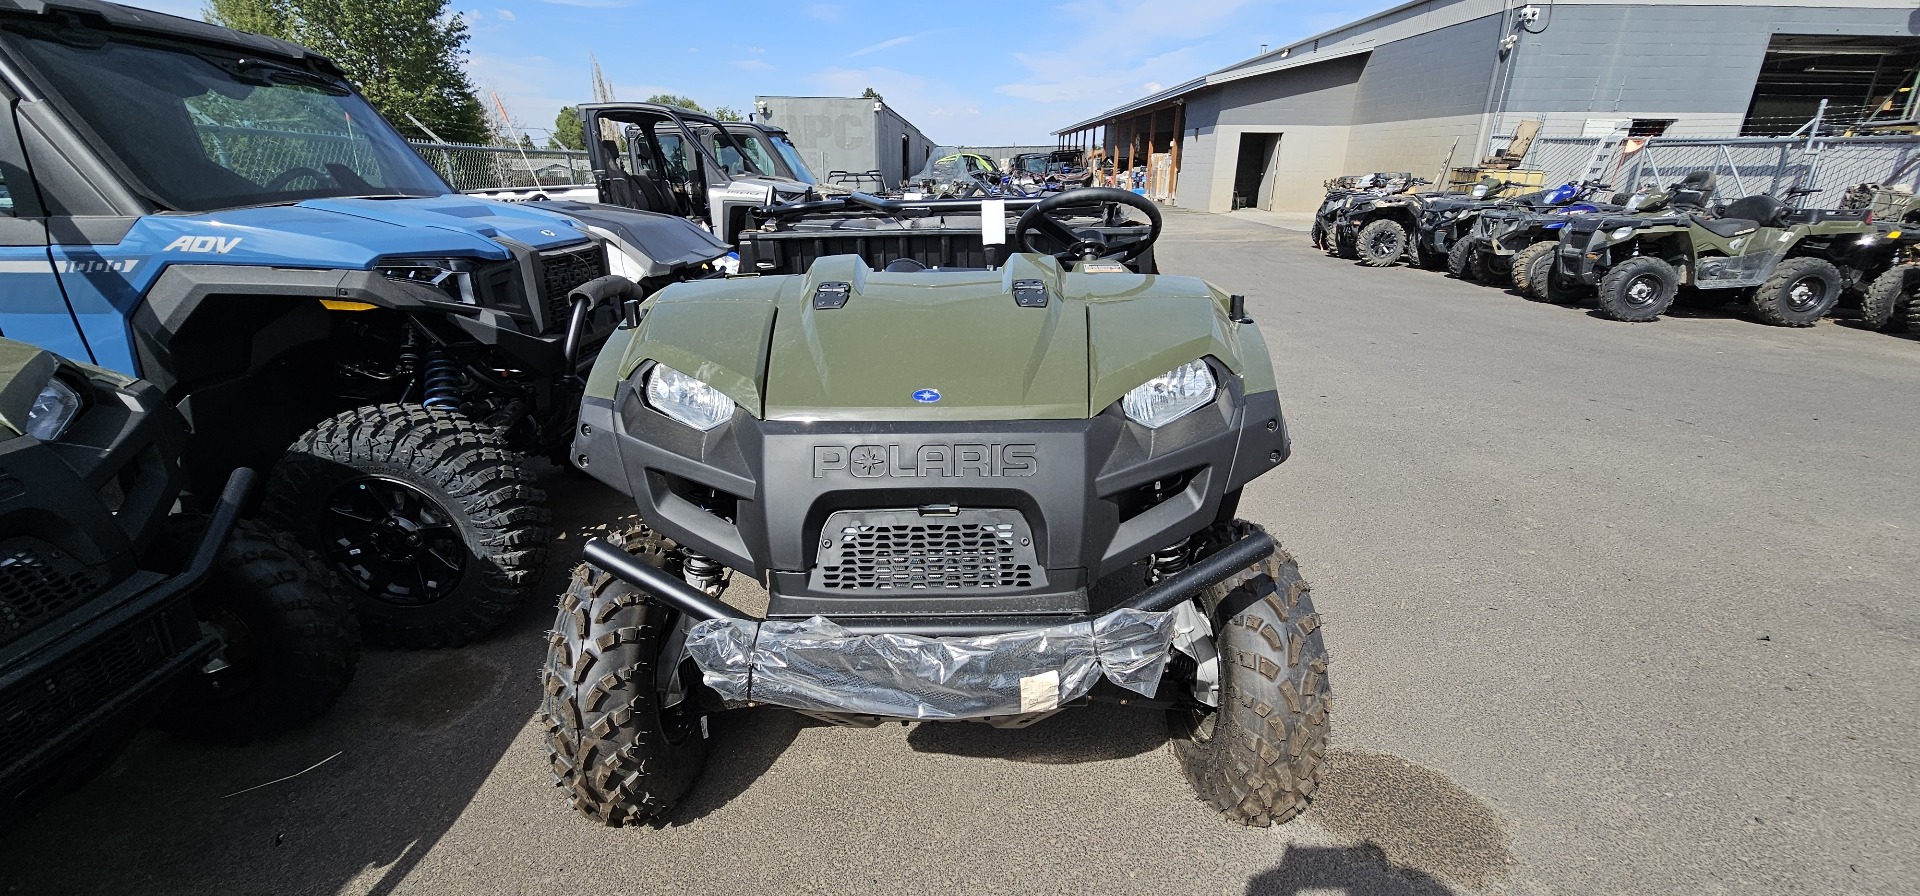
[{"left": 0, "top": 0, "right": 728, "bottom": 646}]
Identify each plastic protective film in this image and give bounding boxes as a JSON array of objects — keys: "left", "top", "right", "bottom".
[{"left": 684, "top": 603, "right": 1216, "bottom": 720}]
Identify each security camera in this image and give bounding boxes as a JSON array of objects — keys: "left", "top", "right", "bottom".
[{"left": 1518, "top": 5, "right": 1540, "bottom": 24}]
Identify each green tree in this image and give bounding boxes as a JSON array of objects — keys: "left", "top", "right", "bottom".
[
  {"left": 861, "top": 87, "right": 883, "bottom": 102},
  {"left": 549, "top": 105, "right": 584, "bottom": 150},
  {"left": 645, "top": 94, "right": 707, "bottom": 114},
  {"left": 206, "top": 0, "right": 490, "bottom": 145},
  {"left": 713, "top": 106, "right": 743, "bottom": 122}
]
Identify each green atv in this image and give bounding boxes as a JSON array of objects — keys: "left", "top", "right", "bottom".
[
  {"left": 0, "top": 338, "right": 358, "bottom": 827},
  {"left": 540, "top": 188, "right": 1330, "bottom": 827},
  {"left": 1552, "top": 174, "right": 1904, "bottom": 325}
]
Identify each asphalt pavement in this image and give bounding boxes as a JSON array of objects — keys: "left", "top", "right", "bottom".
[{"left": 4, "top": 209, "right": 1916, "bottom": 896}]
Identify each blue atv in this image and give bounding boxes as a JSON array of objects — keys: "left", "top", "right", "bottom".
[{"left": 0, "top": 0, "right": 727, "bottom": 647}]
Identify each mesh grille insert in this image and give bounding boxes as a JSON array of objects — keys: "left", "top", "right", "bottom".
[
  {"left": 539, "top": 244, "right": 610, "bottom": 327},
  {"left": 0, "top": 621, "right": 168, "bottom": 772},
  {"left": 1, "top": 537, "right": 111, "bottom": 650},
  {"left": 812, "top": 509, "right": 1039, "bottom": 592}
]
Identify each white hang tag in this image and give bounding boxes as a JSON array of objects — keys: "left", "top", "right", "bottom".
[{"left": 981, "top": 199, "right": 1007, "bottom": 245}]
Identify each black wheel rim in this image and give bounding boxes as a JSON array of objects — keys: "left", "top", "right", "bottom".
[
  {"left": 1623, "top": 273, "right": 1663, "bottom": 307},
  {"left": 1368, "top": 230, "right": 1400, "bottom": 257},
  {"left": 1786, "top": 276, "right": 1827, "bottom": 312},
  {"left": 322, "top": 476, "right": 467, "bottom": 606}
]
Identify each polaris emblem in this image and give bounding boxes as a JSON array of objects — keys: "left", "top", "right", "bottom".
[
  {"left": 540, "top": 229, "right": 558, "bottom": 237},
  {"left": 812, "top": 444, "right": 1037, "bottom": 478},
  {"left": 912, "top": 389, "right": 941, "bottom": 403},
  {"left": 164, "top": 235, "right": 243, "bottom": 254}
]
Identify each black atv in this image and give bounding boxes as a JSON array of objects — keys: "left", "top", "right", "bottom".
[
  {"left": 1310, "top": 173, "right": 1419, "bottom": 259},
  {"left": 1, "top": 338, "right": 358, "bottom": 828}
]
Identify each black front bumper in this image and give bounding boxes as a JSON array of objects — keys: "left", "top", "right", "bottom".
[
  {"left": 573, "top": 372, "right": 1288, "bottom": 619},
  {"left": 0, "top": 470, "right": 250, "bottom": 822}
]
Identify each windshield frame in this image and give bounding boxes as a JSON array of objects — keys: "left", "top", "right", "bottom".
[
  {"left": 0, "top": 23, "right": 453, "bottom": 213},
  {"left": 764, "top": 131, "right": 817, "bottom": 185}
]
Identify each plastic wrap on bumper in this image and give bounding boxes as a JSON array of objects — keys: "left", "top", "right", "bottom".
[{"left": 684, "top": 603, "right": 1215, "bottom": 720}]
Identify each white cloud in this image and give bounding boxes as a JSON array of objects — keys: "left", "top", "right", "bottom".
[
  {"left": 496, "top": 8, "right": 516, "bottom": 20},
  {"left": 734, "top": 59, "right": 775, "bottom": 71},
  {"left": 847, "top": 34, "right": 916, "bottom": 58},
  {"left": 1142, "top": 81, "right": 1164, "bottom": 93},
  {"left": 995, "top": 0, "right": 1259, "bottom": 105}
]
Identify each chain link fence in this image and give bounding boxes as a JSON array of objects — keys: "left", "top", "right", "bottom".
[
  {"left": 406, "top": 140, "right": 592, "bottom": 192},
  {"left": 1520, "top": 135, "right": 1920, "bottom": 209}
]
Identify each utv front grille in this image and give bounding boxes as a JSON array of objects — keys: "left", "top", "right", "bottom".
[
  {"left": 538, "top": 243, "right": 610, "bottom": 327},
  {"left": 0, "top": 620, "right": 168, "bottom": 773},
  {"left": 811, "top": 509, "right": 1040, "bottom": 592},
  {"left": 0, "top": 537, "right": 112, "bottom": 650}
]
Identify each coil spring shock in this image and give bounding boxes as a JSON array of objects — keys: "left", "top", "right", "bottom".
[
  {"left": 680, "top": 488, "right": 731, "bottom": 596},
  {"left": 421, "top": 349, "right": 463, "bottom": 411},
  {"left": 1144, "top": 478, "right": 1192, "bottom": 584}
]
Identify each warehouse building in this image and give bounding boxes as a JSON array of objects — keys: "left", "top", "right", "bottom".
[
  {"left": 1054, "top": 0, "right": 1920, "bottom": 213},
  {"left": 754, "top": 96, "right": 939, "bottom": 189}
]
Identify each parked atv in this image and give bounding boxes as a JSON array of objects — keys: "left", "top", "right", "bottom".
[
  {"left": 1415, "top": 177, "right": 1534, "bottom": 275},
  {"left": 1468, "top": 182, "right": 1624, "bottom": 294},
  {"left": 1841, "top": 185, "right": 1920, "bottom": 333},
  {"left": 1, "top": 338, "right": 358, "bottom": 828},
  {"left": 0, "top": 0, "right": 728, "bottom": 647},
  {"left": 543, "top": 188, "right": 1329, "bottom": 828},
  {"left": 1320, "top": 173, "right": 1443, "bottom": 260},
  {"left": 1550, "top": 175, "right": 1900, "bottom": 325},
  {"left": 1311, "top": 173, "right": 1419, "bottom": 259}
]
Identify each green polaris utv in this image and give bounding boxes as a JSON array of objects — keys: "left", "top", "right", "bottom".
[
  {"left": 1551, "top": 174, "right": 1907, "bottom": 325},
  {"left": 540, "top": 188, "right": 1329, "bottom": 827},
  {"left": 0, "top": 338, "right": 358, "bottom": 827}
]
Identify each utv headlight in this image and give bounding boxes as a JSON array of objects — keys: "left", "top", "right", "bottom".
[
  {"left": 1122, "top": 360, "right": 1216, "bottom": 429},
  {"left": 25, "top": 376, "right": 82, "bottom": 441},
  {"left": 376, "top": 257, "right": 479, "bottom": 305},
  {"left": 645, "top": 364, "right": 735, "bottom": 431},
  {"left": 1610, "top": 227, "right": 1636, "bottom": 241}
]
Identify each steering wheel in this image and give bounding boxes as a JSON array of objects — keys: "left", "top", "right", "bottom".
[
  {"left": 265, "top": 166, "right": 333, "bottom": 191},
  {"left": 1014, "top": 187, "right": 1162, "bottom": 264}
]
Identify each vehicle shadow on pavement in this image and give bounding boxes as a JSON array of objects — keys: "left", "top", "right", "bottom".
[
  {"left": 904, "top": 701, "right": 1168, "bottom": 764},
  {"left": 665, "top": 707, "right": 811, "bottom": 824},
  {"left": 1246, "top": 843, "right": 1458, "bottom": 896}
]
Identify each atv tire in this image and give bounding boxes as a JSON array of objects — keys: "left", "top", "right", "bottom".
[
  {"left": 1595, "top": 256, "right": 1679, "bottom": 322},
  {"left": 1356, "top": 219, "right": 1407, "bottom": 267},
  {"left": 1447, "top": 238, "right": 1480, "bottom": 280},
  {"left": 1511, "top": 242, "right": 1554, "bottom": 297},
  {"left": 156, "top": 519, "right": 360, "bottom": 743},
  {"left": 267, "top": 403, "right": 551, "bottom": 649},
  {"left": 1171, "top": 520, "right": 1330, "bottom": 827},
  {"left": 1860, "top": 264, "right": 1914, "bottom": 332},
  {"left": 543, "top": 526, "right": 711, "bottom": 826},
  {"left": 1469, "top": 248, "right": 1509, "bottom": 286},
  {"left": 1752, "top": 257, "right": 1843, "bottom": 327},
  {"left": 1309, "top": 220, "right": 1327, "bottom": 250}
]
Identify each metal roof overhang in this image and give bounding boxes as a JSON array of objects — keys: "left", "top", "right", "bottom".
[{"left": 1052, "top": 44, "right": 1375, "bottom": 134}]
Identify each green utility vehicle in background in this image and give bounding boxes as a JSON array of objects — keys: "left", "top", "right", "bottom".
[
  {"left": 0, "top": 338, "right": 357, "bottom": 827},
  {"left": 541, "top": 188, "right": 1330, "bottom": 828},
  {"left": 1552, "top": 174, "right": 1906, "bottom": 325}
]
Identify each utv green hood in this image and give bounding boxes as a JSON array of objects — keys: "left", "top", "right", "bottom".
[{"left": 598, "top": 253, "right": 1276, "bottom": 422}]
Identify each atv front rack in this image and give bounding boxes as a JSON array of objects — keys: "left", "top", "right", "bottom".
[{"left": 578, "top": 529, "right": 1274, "bottom": 722}]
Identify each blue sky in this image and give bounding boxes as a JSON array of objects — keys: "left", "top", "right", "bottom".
[{"left": 125, "top": 0, "right": 1380, "bottom": 145}]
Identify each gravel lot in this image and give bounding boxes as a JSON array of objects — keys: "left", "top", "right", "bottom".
[{"left": 5, "top": 209, "right": 1916, "bottom": 896}]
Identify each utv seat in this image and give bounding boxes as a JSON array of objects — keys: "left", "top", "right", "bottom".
[
  {"left": 1695, "top": 216, "right": 1762, "bottom": 238},
  {"left": 1718, "top": 194, "right": 1789, "bottom": 228},
  {"left": 1669, "top": 171, "right": 1717, "bottom": 209}
]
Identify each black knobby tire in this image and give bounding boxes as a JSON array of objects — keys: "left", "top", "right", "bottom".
[
  {"left": 1447, "top": 238, "right": 1479, "bottom": 280},
  {"left": 1594, "top": 256, "right": 1679, "bottom": 322},
  {"left": 266, "top": 403, "right": 552, "bottom": 649},
  {"left": 1356, "top": 219, "right": 1407, "bottom": 268},
  {"left": 1468, "top": 247, "right": 1509, "bottom": 286},
  {"left": 1752, "top": 257, "right": 1843, "bottom": 327},
  {"left": 1860, "top": 264, "right": 1914, "bottom": 332},
  {"left": 1309, "top": 220, "right": 1327, "bottom": 250},
  {"left": 1170, "top": 521, "right": 1330, "bottom": 827},
  {"left": 1509, "top": 241, "right": 1552, "bottom": 296},
  {"left": 156, "top": 519, "right": 360, "bottom": 743},
  {"left": 1333, "top": 228, "right": 1359, "bottom": 260},
  {"left": 542, "top": 526, "right": 711, "bottom": 826}
]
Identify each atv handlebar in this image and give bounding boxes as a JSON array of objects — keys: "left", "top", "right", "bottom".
[{"left": 563, "top": 274, "right": 643, "bottom": 372}]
